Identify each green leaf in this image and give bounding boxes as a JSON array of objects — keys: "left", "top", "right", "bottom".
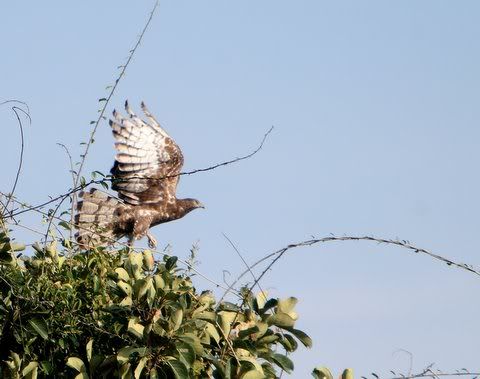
[
  {"left": 117, "top": 280, "right": 132, "bottom": 297},
  {"left": 280, "top": 333, "right": 298, "bottom": 352},
  {"left": 115, "top": 267, "right": 130, "bottom": 281},
  {"left": 128, "top": 318, "right": 145, "bottom": 340},
  {"left": 259, "top": 298, "right": 277, "bottom": 314},
  {"left": 285, "top": 327, "right": 313, "bottom": 348},
  {"left": 271, "top": 353, "right": 294, "bottom": 373},
  {"left": 153, "top": 274, "right": 165, "bottom": 290},
  {"left": 165, "top": 256, "right": 178, "bottom": 271},
  {"left": 312, "top": 367, "right": 334, "bottom": 379},
  {"left": 218, "top": 311, "right": 237, "bottom": 337},
  {"left": 142, "top": 250, "right": 155, "bottom": 271},
  {"left": 136, "top": 277, "right": 154, "bottom": 301},
  {"left": 66, "top": 357, "right": 87, "bottom": 373},
  {"left": 0, "top": 242, "right": 25, "bottom": 253},
  {"left": 238, "top": 325, "right": 260, "bottom": 339},
  {"left": 255, "top": 290, "right": 269, "bottom": 310},
  {"left": 205, "top": 322, "right": 220, "bottom": 344},
  {"left": 119, "top": 362, "right": 132, "bottom": 379},
  {"left": 178, "top": 333, "right": 204, "bottom": 355},
  {"left": 134, "top": 357, "right": 148, "bottom": 379},
  {"left": 175, "top": 341, "right": 195, "bottom": 369},
  {"left": 22, "top": 361, "right": 39, "bottom": 378},
  {"left": 170, "top": 308, "right": 183, "bottom": 332},
  {"left": 218, "top": 302, "right": 241, "bottom": 312},
  {"left": 241, "top": 370, "right": 265, "bottom": 379},
  {"left": 117, "top": 347, "right": 148, "bottom": 365},
  {"left": 126, "top": 252, "right": 144, "bottom": 280},
  {"left": 28, "top": 318, "right": 48, "bottom": 340},
  {"left": 342, "top": 368, "right": 354, "bottom": 379},
  {"left": 192, "top": 310, "right": 216, "bottom": 323},
  {"left": 257, "top": 333, "right": 280, "bottom": 345},
  {"left": 58, "top": 221, "right": 71, "bottom": 230},
  {"left": 40, "top": 362, "right": 52, "bottom": 374},
  {"left": 166, "top": 359, "right": 188, "bottom": 379},
  {"left": 9, "top": 351, "right": 21, "bottom": 370},
  {"left": 265, "top": 313, "right": 295, "bottom": 328},
  {"left": 277, "top": 297, "right": 298, "bottom": 320},
  {"left": 120, "top": 296, "right": 133, "bottom": 306},
  {"left": 85, "top": 338, "right": 93, "bottom": 362},
  {"left": 312, "top": 367, "right": 333, "bottom": 379}
]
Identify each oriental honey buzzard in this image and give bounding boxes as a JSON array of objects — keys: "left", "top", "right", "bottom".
[{"left": 75, "top": 101, "right": 204, "bottom": 249}]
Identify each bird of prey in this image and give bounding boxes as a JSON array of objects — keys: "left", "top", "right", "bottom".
[{"left": 75, "top": 101, "right": 204, "bottom": 249}]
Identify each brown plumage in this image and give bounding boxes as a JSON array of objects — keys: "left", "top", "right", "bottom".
[{"left": 75, "top": 101, "right": 204, "bottom": 249}]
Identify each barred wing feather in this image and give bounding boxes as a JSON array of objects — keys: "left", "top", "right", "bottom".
[{"left": 109, "top": 101, "right": 184, "bottom": 205}]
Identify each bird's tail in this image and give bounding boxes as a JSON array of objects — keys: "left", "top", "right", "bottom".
[{"left": 75, "top": 189, "right": 122, "bottom": 248}]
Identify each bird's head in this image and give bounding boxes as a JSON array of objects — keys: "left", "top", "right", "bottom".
[
  {"left": 178, "top": 198, "right": 205, "bottom": 214},
  {"left": 192, "top": 199, "right": 205, "bottom": 209}
]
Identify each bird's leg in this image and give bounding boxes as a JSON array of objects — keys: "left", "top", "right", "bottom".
[
  {"left": 146, "top": 232, "right": 157, "bottom": 250},
  {"left": 127, "top": 234, "right": 135, "bottom": 250}
]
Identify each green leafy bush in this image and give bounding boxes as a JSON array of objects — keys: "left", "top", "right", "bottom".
[{"left": 0, "top": 227, "right": 311, "bottom": 378}]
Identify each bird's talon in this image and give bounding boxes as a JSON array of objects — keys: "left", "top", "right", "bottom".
[{"left": 147, "top": 233, "right": 157, "bottom": 249}]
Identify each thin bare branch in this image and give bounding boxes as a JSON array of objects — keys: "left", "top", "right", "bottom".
[
  {"left": 390, "top": 371, "right": 480, "bottom": 379},
  {"left": 174, "top": 126, "right": 274, "bottom": 178},
  {"left": 222, "top": 232, "right": 265, "bottom": 296},
  {"left": 1, "top": 192, "right": 241, "bottom": 298},
  {"left": 220, "top": 235, "right": 480, "bottom": 303},
  {"left": 57, "top": 143, "right": 76, "bottom": 243},
  {"left": 6, "top": 126, "right": 273, "bottom": 219},
  {"left": 73, "top": 0, "right": 159, "bottom": 187},
  {"left": 71, "top": 0, "right": 160, "bottom": 227},
  {"left": 0, "top": 100, "right": 31, "bottom": 214}
]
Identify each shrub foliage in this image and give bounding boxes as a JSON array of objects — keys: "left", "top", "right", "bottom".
[{"left": 0, "top": 225, "right": 311, "bottom": 378}]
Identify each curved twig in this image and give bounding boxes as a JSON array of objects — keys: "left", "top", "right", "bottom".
[
  {"left": 219, "top": 235, "right": 480, "bottom": 303},
  {"left": 0, "top": 100, "right": 31, "bottom": 214},
  {"left": 390, "top": 371, "right": 480, "bottom": 379}
]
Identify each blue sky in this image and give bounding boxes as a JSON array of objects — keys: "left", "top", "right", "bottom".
[{"left": 2, "top": 1, "right": 480, "bottom": 377}]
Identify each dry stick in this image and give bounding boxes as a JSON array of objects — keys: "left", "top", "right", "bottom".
[
  {"left": 2, "top": 193, "right": 240, "bottom": 297},
  {"left": 57, "top": 143, "right": 76, "bottom": 243},
  {"left": 220, "top": 235, "right": 480, "bottom": 304},
  {"left": 222, "top": 232, "right": 266, "bottom": 299},
  {"left": 70, "top": 0, "right": 160, "bottom": 227},
  {"left": 7, "top": 180, "right": 99, "bottom": 219},
  {"left": 109, "top": 125, "right": 274, "bottom": 185},
  {"left": 390, "top": 372, "right": 480, "bottom": 379},
  {"left": 6, "top": 126, "right": 274, "bottom": 219},
  {"left": 0, "top": 101, "right": 31, "bottom": 214},
  {"left": 43, "top": 195, "right": 70, "bottom": 248},
  {"left": 221, "top": 232, "right": 289, "bottom": 373}
]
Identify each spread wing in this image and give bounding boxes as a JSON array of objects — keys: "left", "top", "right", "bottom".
[{"left": 109, "top": 101, "right": 184, "bottom": 206}]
